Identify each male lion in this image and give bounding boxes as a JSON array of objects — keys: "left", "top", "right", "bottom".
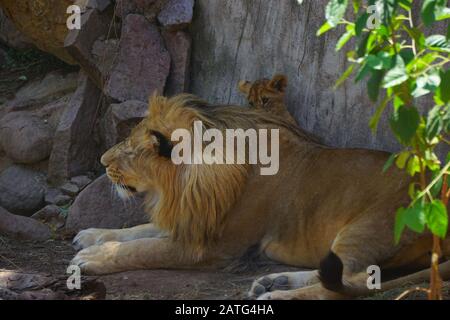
[{"left": 71, "top": 91, "right": 450, "bottom": 299}]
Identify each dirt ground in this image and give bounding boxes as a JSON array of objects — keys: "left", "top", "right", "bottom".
[
  {"left": 1, "top": 236, "right": 450, "bottom": 300},
  {"left": 0, "top": 237, "right": 300, "bottom": 300}
]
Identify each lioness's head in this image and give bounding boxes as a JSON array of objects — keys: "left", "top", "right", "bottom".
[{"left": 238, "top": 74, "right": 288, "bottom": 110}]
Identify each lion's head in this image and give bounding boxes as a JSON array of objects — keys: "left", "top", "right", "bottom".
[
  {"left": 102, "top": 94, "right": 288, "bottom": 254},
  {"left": 238, "top": 74, "right": 288, "bottom": 111}
]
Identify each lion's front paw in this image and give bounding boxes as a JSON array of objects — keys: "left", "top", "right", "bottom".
[
  {"left": 72, "top": 228, "right": 116, "bottom": 251},
  {"left": 70, "top": 241, "right": 122, "bottom": 275}
]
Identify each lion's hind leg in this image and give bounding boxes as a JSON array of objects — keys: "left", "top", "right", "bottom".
[
  {"left": 73, "top": 223, "right": 166, "bottom": 251},
  {"left": 248, "top": 270, "right": 320, "bottom": 299}
]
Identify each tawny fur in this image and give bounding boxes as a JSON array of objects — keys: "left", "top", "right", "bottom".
[{"left": 71, "top": 89, "right": 450, "bottom": 299}]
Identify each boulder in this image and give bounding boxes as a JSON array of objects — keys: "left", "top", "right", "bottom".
[
  {"left": 0, "top": 8, "right": 33, "bottom": 49},
  {"left": 31, "top": 205, "right": 66, "bottom": 230},
  {"left": 65, "top": 174, "right": 148, "bottom": 233},
  {"left": 101, "top": 100, "right": 148, "bottom": 149},
  {"left": 4, "top": 71, "right": 78, "bottom": 112},
  {"left": 70, "top": 175, "right": 92, "bottom": 190},
  {"left": 48, "top": 72, "right": 101, "bottom": 184},
  {"left": 0, "top": 206, "right": 51, "bottom": 241},
  {"left": 104, "top": 14, "right": 170, "bottom": 102},
  {"left": 162, "top": 30, "right": 191, "bottom": 95},
  {"left": 74, "top": 0, "right": 112, "bottom": 12},
  {"left": 0, "top": 166, "right": 46, "bottom": 216},
  {"left": 0, "top": 113, "right": 53, "bottom": 164},
  {"left": 64, "top": 9, "right": 114, "bottom": 88},
  {"left": 0, "top": 0, "right": 76, "bottom": 64},
  {"left": 157, "top": 0, "right": 194, "bottom": 30},
  {"left": 60, "top": 182, "right": 79, "bottom": 196},
  {"left": 114, "top": 0, "right": 160, "bottom": 19}
]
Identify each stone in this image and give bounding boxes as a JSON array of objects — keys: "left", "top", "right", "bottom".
[
  {"left": 0, "top": 166, "right": 46, "bottom": 216},
  {"left": 60, "top": 182, "right": 79, "bottom": 196},
  {"left": 54, "top": 195, "right": 72, "bottom": 207},
  {"left": 101, "top": 100, "right": 148, "bottom": 149},
  {"left": 0, "top": 47, "right": 6, "bottom": 66},
  {"left": 64, "top": 9, "right": 113, "bottom": 88},
  {"left": 3, "top": 71, "right": 78, "bottom": 112},
  {"left": 70, "top": 175, "right": 92, "bottom": 190},
  {"left": 0, "top": 113, "right": 53, "bottom": 164},
  {"left": 48, "top": 72, "right": 101, "bottom": 184},
  {"left": 91, "top": 38, "right": 120, "bottom": 79},
  {"left": 0, "top": 8, "right": 33, "bottom": 49},
  {"left": 0, "top": 0, "right": 76, "bottom": 64},
  {"left": 0, "top": 206, "right": 51, "bottom": 241},
  {"left": 114, "top": 0, "right": 159, "bottom": 19},
  {"left": 44, "top": 188, "right": 63, "bottom": 205},
  {"left": 65, "top": 174, "right": 148, "bottom": 233},
  {"left": 74, "top": 0, "right": 112, "bottom": 12},
  {"left": 162, "top": 30, "right": 191, "bottom": 95},
  {"left": 31, "top": 205, "right": 66, "bottom": 230},
  {"left": 157, "top": 0, "right": 194, "bottom": 30},
  {"left": 104, "top": 14, "right": 170, "bottom": 102}
]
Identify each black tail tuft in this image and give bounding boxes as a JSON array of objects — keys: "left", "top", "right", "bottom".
[{"left": 319, "top": 251, "right": 344, "bottom": 291}]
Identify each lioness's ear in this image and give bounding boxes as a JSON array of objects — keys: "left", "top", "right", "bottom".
[
  {"left": 238, "top": 80, "right": 252, "bottom": 95},
  {"left": 269, "top": 75, "right": 288, "bottom": 93}
]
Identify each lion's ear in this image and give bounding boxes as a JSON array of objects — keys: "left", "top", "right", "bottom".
[
  {"left": 148, "top": 92, "right": 166, "bottom": 117},
  {"left": 238, "top": 80, "right": 252, "bottom": 95},
  {"left": 149, "top": 130, "right": 173, "bottom": 158},
  {"left": 269, "top": 74, "right": 288, "bottom": 93}
]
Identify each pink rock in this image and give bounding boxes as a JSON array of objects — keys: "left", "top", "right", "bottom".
[
  {"left": 48, "top": 72, "right": 101, "bottom": 184},
  {"left": 157, "top": 0, "right": 194, "bottom": 30},
  {"left": 162, "top": 30, "right": 192, "bottom": 95},
  {"left": 65, "top": 174, "right": 148, "bottom": 233},
  {"left": 0, "top": 206, "right": 51, "bottom": 241},
  {"left": 104, "top": 14, "right": 170, "bottom": 102}
]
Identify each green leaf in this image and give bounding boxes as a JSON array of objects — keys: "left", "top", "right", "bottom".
[
  {"left": 412, "top": 69, "right": 441, "bottom": 98},
  {"left": 368, "top": 70, "right": 384, "bottom": 101},
  {"left": 326, "top": 0, "right": 349, "bottom": 27},
  {"left": 395, "top": 207, "right": 407, "bottom": 244},
  {"left": 317, "top": 21, "right": 333, "bottom": 36},
  {"left": 406, "top": 155, "right": 421, "bottom": 176},
  {"left": 369, "top": 95, "right": 389, "bottom": 133},
  {"left": 382, "top": 55, "right": 408, "bottom": 88},
  {"left": 426, "top": 35, "right": 450, "bottom": 53},
  {"left": 355, "top": 12, "right": 369, "bottom": 36},
  {"left": 425, "top": 200, "right": 448, "bottom": 238},
  {"left": 389, "top": 106, "right": 420, "bottom": 145},
  {"left": 395, "top": 202, "right": 427, "bottom": 243},
  {"left": 426, "top": 105, "right": 443, "bottom": 139},
  {"left": 421, "top": 0, "right": 437, "bottom": 26},
  {"left": 336, "top": 25, "right": 355, "bottom": 51},
  {"left": 334, "top": 64, "right": 355, "bottom": 89},
  {"left": 383, "top": 153, "right": 396, "bottom": 173},
  {"left": 357, "top": 33, "right": 370, "bottom": 57},
  {"left": 438, "top": 69, "right": 450, "bottom": 103},
  {"left": 396, "top": 150, "right": 410, "bottom": 169}
]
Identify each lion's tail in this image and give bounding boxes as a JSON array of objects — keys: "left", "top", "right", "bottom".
[{"left": 318, "top": 252, "right": 450, "bottom": 298}]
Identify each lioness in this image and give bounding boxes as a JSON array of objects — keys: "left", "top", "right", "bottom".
[{"left": 71, "top": 88, "right": 450, "bottom": 299}]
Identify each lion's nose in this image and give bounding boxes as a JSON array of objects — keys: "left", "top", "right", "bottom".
[{"left": 100, "top": 153, "right": 109, "bottom": 167}]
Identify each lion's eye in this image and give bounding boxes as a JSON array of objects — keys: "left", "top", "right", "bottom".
[{"left": 149, "top": 130, "right": 173, "bottom": 159}]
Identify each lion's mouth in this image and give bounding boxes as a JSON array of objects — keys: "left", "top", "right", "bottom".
[{"left": 123, "top": 185, "right": 137, "bottom": 193}]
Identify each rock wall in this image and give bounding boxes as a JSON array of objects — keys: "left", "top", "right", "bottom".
[{"left": 190, "top": 0, "right": 398, "bottom": 152}]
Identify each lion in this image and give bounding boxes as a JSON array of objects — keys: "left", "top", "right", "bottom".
[
  {"left": 238, "top": 74, "right": 296, "bottom": 124},
  {"left": 71, "top": 90, "right": 450, "bottom": 300}
]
